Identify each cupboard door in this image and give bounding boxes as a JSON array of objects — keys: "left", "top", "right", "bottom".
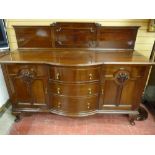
[
  {"left": 101, "top": 66, "right": 149, "bottom": 110},
  {"left": 11, "top": 77, "right": 48, "bottom": 107},
  {"left": 7, "top": 66, "right": 48, "bottom": 108},
  {"left": 101, "top": 78, "right": 142, "bottom": 110}
]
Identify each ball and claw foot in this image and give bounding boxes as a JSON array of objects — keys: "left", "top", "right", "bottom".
[
  {"left": 129, "top": 114, "right": 136, "bottom": 126},
  {"left": 130, "top": 120, "right": 135, "bottom": 126},
  {"left": 128, "top": 106, "right": 148, "bottom": 125},
  {"left": 136, "top": 106, "right": 148, "bottom": 121},
  {"left": 15, "top": 115, "right": 21, "bottom": 122}
]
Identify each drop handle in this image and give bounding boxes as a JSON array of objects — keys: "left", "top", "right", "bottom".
[
  {"left": 88, "top": 88, "right": 92, "bottom": 95},
  {"left": 89, "top": 73, "right": 93, "bottom": 80},
  {"left": 87, "top": 103, "right": 90, "bottom": 109},
  {"left": 57, "top": 102, "right": 61, "bottom": 108},
  {"left": 57, "top": 88, "right": 61, "bottom": 94},
  {"left": 101, "top": 89, "right": 104, "bottom": 94},
  {"left": 45, "top": 87, "right": 48, "bottom": 94},
  {"left": 56, "top": 73, "right": 60, "bottom": 80}
]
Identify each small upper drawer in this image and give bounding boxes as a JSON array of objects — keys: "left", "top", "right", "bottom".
[
  {"left": 49, "top": 66, "right": 101, "bottom": 82},
  {"left": 103, "top": 65, "right": 147, "bottom": 78},
  {"left": 6, "top": 64, "right": 47, "bottom": 77},
  {"left": 49, "top": 82, "right": 99, "bottom": 96}
]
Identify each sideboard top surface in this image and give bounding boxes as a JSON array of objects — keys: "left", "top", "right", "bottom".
[
  {"left": 0, "top": 22, "right": 153, "bottom": 66},
  {"left": 0, "top": 49, "right": 153, "bottom": 66}
]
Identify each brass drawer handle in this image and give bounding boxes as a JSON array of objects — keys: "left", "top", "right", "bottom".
[
  {"left": 101, "top": 89, "right": 104, "bottom": 94},
  {"left": 56, "top": 73, "right": 60, "bottom": 80},
  {"left": 88, "top": 88, "right": 92, "bottom": 95},
  {"left": 57, "top": 102, "right": 61, "bottom": 108},
  {"left": 87, "top": 103, "right": 90, "bottom": 109},
  {"left": 57, "top": 88, "right": 61, "bottom": 94},
  {"left": 45, "top": 87, "right": 48, "bottom": 94},
  {"left": 89, "top": 73, "right": 93, "bottom": 80}
]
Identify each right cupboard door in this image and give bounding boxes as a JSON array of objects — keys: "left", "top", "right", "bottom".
[{"left": 100, "top": 65, "right": 150, "bottom": 111}]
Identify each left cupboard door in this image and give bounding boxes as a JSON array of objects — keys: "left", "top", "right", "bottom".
[{"left": 4, "top": 64, "right": 49, "bottom": 109}]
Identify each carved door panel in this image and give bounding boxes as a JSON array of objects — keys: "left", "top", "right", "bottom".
[
  {"left": 8, "top": 67, "right": 48, "bottom": 108},
  {"left": 11, "top": 78, "right": 48, "bottom": 105},
  {"left": 101, "top": 68, "right": 146, "bottom": 110}
]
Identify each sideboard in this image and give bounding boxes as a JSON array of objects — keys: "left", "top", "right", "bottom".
[{"left": 0, "top": 22, "right": 154, "bottom": 125}]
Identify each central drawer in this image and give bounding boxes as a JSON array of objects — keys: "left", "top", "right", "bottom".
[
  {"left": 49, "top": 66, "right": 101, "bottom": 82},
  {"left": 49, "top": 82, "right": 99, "bottom": 96},
  {"left": 50, "top": 95, "right": 98, "bottom": 115}
]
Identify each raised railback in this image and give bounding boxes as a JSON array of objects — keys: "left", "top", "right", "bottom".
[{"left": 14, "top": 22, "right": 139, "bottom": 50}]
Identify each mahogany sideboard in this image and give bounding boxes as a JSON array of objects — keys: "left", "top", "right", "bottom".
[{"left": 0, "top": 22, "right": 154, "bottom": 125}]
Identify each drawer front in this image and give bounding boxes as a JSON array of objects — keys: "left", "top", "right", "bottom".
[
  {"left": 103, "top": 65, "right": 147, "bottom": 78},
  {"left": 50, "top": 95, "right": 98, "bottom": 114},
  {"left": 49, "top": 82, "right": 99, "bottom": 96},
  {"left": 6, "top": 64, "right": 47, "bottom": 77},
  {"left": 50, "top": 67, "right": 100, "bottom": 82}
]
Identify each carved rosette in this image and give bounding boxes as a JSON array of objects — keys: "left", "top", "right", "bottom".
[
  {"left": 114, "top": 70, "right": 130, "bottom": 85},
  {"left": 17, "top": 68, "right": 36, "bottom": 83}
]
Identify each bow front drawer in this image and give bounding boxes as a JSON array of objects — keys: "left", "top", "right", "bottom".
[
  {"left": 50, "top": 95, "right": 98, "bottom": 116},
  {"left": 49, "top": 82, "right": 99, "bottom": 96},
  {"left": 49, "top": 66, "right": 101, "bottom": 82}
]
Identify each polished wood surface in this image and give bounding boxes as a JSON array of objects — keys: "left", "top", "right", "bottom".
[
  {"left": 1, "top": 60, "right": 150, "bottom": 120},
  {"left": 14, "top": 26, "right": 52, "bottom": 48},
  {"left": 100, "top": 65, "right": 149, "bottom": 111},
  {"left": 0, "top": 49, "right": 153, "bottom": 65},
  {"left": 0, "top": 22, "right": 152, "bottom": 125},
  {"left": 14, "top": 22, "right": 139, "bottom": 49}
]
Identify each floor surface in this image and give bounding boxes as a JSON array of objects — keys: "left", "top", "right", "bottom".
[
  {"left": 7, "top": 107, "right": 155, "bottom": 135},
  {"left": 0, "top": 107, "right": 15, "bottom": 135}
]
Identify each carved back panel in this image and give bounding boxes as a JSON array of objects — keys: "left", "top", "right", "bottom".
[
  {"left": 14, "top": 26, "right": 53, "bottom": 48},
  {"left": 14, "top": 22, "right": 139, "bottom": 50},
  {"left": 98, "top": 27, "right": 138, "bottom": 49},
  {"left": 51, "top": 22, "right": 98, "bottom": 48}
]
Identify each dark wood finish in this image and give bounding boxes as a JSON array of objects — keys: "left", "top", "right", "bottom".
[
  {"left": 49, "top": 82, "right": 99, "bottom": 96},
  {"left": 98, "top": 27, "right": 139, "bottom": 49},
  {"left": 14, "top": 23, "right": 139, "bottom": 50},
  {"left": 49, "top": 66, "right": 101, "bottom": 82},
  {"left": 0, "top": 22, "right": 154, "bottom": 125},
  {"left": 14, "top": 26, "right": 53, "bottom": 48},
  {"left": 100, "top": 65, "right": 150, "bottom": 111},
  {"left": 4, "top": 64, "right": 49, "bottom": 109},
  {"left": 50, "top": 95, "right": 98, "bottom": 116},
  {"left": 51, "top": 22, "right": 98, "bottom": 48},
  {"left": 0, "top": 49, "right": 152, "bottom": 65}
]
